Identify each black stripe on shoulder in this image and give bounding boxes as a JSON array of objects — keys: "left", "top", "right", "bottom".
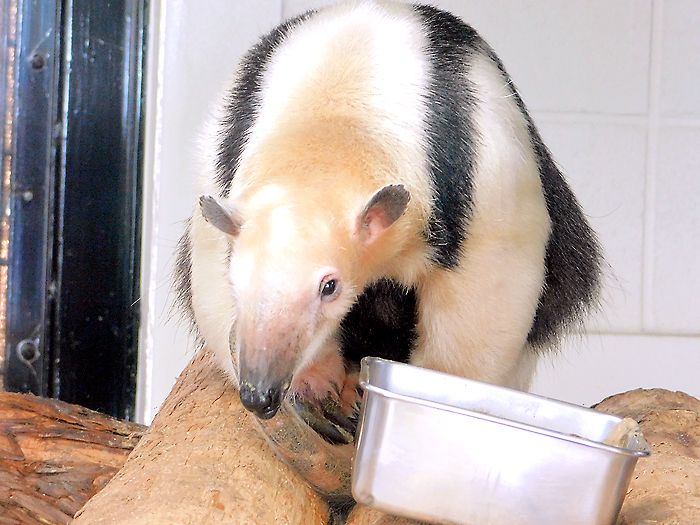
[
  {"left": 526, "top": 129, "right": 603, "bottom": 349},
  {"left": 415, "top": 5, "right": 603, "bottom": 346},
  {"left": 412, "top": 4, "right": 480, "bottom": 269},
  {"left": 338, "top": 279, "right": 418, "bottom": 367},
  {"left": 215, "top": 11, "right": 316, "bottom": 196}
]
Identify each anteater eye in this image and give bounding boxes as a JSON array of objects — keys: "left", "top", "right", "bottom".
[{"left": 320, "top": 278, "right": 339, "bottom": 300}]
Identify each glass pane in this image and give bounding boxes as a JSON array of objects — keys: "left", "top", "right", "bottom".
[{"left": 0, "top": 0, "right": 19, "bottom": 392}]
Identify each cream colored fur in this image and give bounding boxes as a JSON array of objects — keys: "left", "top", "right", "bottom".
[
  {"left": 411, "top": 53, "right": 550, "bottom": 390},
  {"left": 188, "top": 0, "right": 550, "bottom": 394}
]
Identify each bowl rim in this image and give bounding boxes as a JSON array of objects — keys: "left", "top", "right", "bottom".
[{"left": 359, "top": 357, "right": 651, "bottom": 458}]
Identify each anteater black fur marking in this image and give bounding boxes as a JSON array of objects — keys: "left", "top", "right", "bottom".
[
  {"left": 414, "top": 4, "right": 479, "bottom": 269},
  {"left": 215, "top": 11, "right": 316, "bottom": 197},
  {"left": 339, "top": 279, "right": 418, "bottom": 368}
]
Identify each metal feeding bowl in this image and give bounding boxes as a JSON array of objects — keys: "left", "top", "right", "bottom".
[{"left": 352, "top": 357, "right": 651, "bottom": 525}]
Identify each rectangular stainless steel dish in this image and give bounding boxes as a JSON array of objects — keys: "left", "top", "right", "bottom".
[{"left": 352, "top": 357, "right": 651, "bottom": 525}]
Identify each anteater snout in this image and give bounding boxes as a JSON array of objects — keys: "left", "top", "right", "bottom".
[{"left": 239, "top": 381, "right": 283, "bottom": 420}]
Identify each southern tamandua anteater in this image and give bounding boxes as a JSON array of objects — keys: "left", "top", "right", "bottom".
[{"left": 174, "top": 0, "right": 602, "bottom": 449}]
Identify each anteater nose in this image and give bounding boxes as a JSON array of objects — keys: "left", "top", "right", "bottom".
[{"left": 239, "top": 382, "right": 282, "bottom": 420}]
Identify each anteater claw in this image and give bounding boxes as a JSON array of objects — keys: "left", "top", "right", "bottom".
[
  {"left": 292, "top": 396, "right": 358, "bottom": 446},
  {"left": 321, "top": 400, "right": 357, "bottom": 437}
]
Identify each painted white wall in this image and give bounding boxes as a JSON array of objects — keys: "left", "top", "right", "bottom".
[
  {"left": 138, "top": 0, "right": 285, "bottom": 423},
  {"left": 138, "top": 0, "right": 700, "bottom": 424}
]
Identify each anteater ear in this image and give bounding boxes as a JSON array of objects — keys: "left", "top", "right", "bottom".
[
  {"left": 199, "top": 195, "right": 243, "bottom": 237},
  {"left": 357, "top": 184, "right": 410, "bottom": 244}
]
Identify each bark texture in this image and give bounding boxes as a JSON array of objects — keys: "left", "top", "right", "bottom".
[
  {"left": 2, "top": 365, "right": 700, "bottom": 525},
  {"left": 71, "top": 347, "right": 328, "bottom": 524},
  {"left": 595, "top": 388, "right": 700, "bottom": 525},
  {"left": 0, "top": 392, "right": 145, "bottom": 525}
]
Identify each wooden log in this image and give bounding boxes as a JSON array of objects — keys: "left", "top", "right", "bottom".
[
  {"left": 595, "top": 388, "right": 700, "bottom": 525},
  {"left": 345, "top": 506, "right": 423, "bottom": 525},
  {"left": 3, "top": 363, "right": 700, "bottom": 524},
  {"left": 71, "top": 347, "right": 329, "bottom": 524},
  {"left": 0, "top": 391, "right": 145, "bottom": 525}
]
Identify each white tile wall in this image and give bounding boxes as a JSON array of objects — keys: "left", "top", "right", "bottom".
[
  {"left": 652, "top": 126, "right": 700, "bottom": 333},
  {"left": 431, "top": 0, "right": 653, "bottom": 115},
  {"left": 535, "top": 334, "right": 700, "bottom": 407},
  {"left": 535, "top": 119, "right": 648, "bottom": 333},
  {"left": 140, "top": 0, "right": 700, "bottom": 422},
  {"left": 660, "top": 0, "right": 700, "bottom": 118}
]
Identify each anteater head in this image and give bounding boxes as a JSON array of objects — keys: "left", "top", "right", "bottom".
[{"left": 199, "top": 183, "right": 410, "bottom": 419}]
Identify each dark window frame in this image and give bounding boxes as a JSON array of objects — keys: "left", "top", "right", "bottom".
[{"left": 2, "top": 0, "right": 147, "bottom": 420}]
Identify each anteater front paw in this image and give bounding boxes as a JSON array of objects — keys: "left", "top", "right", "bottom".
[
  {"left": 291, "top": 395, "right": 358, "bottom": 445},
  {"left": 289, "top": 348, "right": 362, "bottom": 445}
]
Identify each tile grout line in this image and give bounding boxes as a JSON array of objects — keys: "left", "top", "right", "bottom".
[
  {"left": 533, "top": 113, "right": 700, "bottom": 128},
  {"left": 533, "top": 111, "right": 649, "bottom": 126},
  {"left": 642, "top": 0, "right": 664, "bottom": 332},
  {"left": 585, "top": 330, "right": 700, "bottom": 339}
]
